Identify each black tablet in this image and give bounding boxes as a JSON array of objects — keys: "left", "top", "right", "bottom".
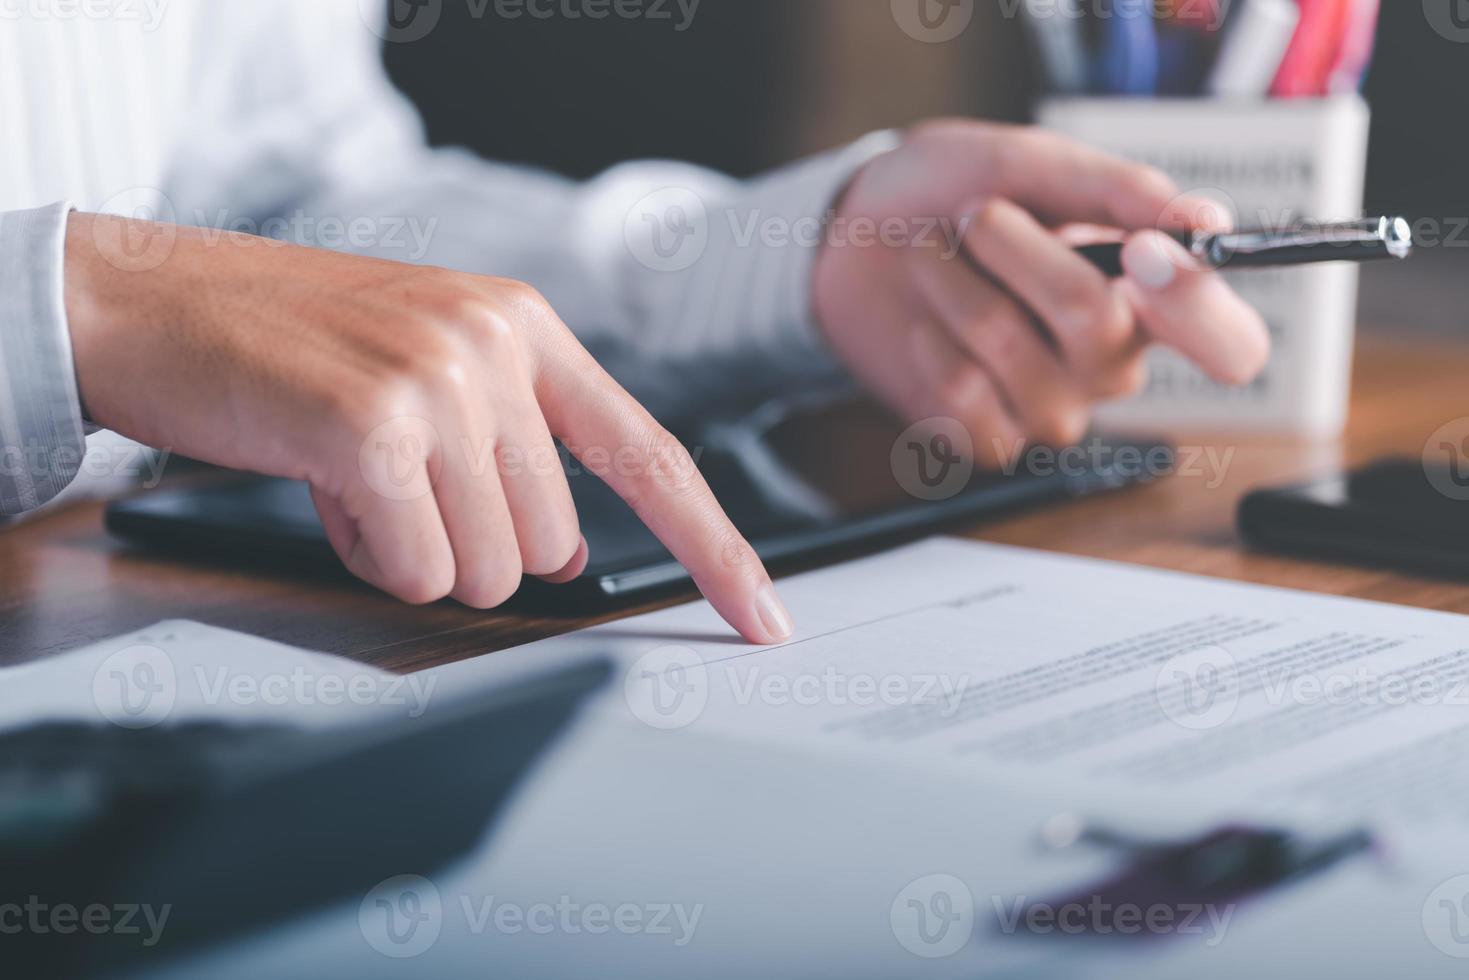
[{"left": 107, "top": 410, "right": 1172, "bottom": 604}]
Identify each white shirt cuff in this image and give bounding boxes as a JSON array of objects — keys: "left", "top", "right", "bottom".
[
  {"left": 0, "top": 201, "right": 87, "bottom": 516},
  {"left": 697, "top": 131, "right": 904, "bottom": 378},
  {"left": 603, "top": 130, "right": 903, "bottom": 388}
]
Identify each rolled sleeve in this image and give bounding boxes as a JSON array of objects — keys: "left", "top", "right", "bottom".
[
  {"left": 583, "top": 131, "right": 903, "bottom": 386},
  {"left": 0, "top": 202, "right": 87, "bottom": 517},
  {"left": 692, "top": 130, "right": 904, "bottom": 376}
]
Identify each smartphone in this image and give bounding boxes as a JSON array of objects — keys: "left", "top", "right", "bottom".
[{"left": 1239, "top": 459, "right": 1469, "bottom": 576}]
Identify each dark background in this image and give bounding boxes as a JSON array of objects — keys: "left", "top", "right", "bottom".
[{"left": 381, "top": 0, "right": 1468, "bottom": 214}]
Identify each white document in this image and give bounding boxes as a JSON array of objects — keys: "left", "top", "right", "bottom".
[
  {"left": 34, "top": 550, "right": 1469, "bottom": 979},
  {"left": 434, "top": 538, "right": 1469, "bottom": 831}
]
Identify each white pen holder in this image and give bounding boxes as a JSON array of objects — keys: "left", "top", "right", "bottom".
[{"left": 1039, "top": 96, "right": 1371, "bottom": 438}]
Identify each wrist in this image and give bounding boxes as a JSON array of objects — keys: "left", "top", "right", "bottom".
[
  {"left": 63, "top": 211, "right": 178, "bottom": 428},
  {"left": 63, "top": 213, "right": 110, "bottom": 425}
]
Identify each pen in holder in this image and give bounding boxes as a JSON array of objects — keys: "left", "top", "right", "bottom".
[{"left": 1039, "top": 96, "right": 1372, "bottom": 437}]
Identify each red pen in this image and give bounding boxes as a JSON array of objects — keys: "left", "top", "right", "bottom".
[
  {"left": 1327, "top": 0, "right": 1381, "bottom": 93},
  {"left": 1271, "top": 0, "right": 1353, "bottom": 97}
]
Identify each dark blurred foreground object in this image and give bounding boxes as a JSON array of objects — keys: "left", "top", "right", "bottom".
[
  {"left": 1027, "top": 820, "right": 1375, "bottom": 940},
  {"left": 0, "top": 659, "right": 610, "bottom": 975},
  {"left": 1241, "top": 459, "right": 1469, "bottom": 577}
]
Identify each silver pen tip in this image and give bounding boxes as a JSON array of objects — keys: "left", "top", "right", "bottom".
[{"left": 1383, "top": 216, "right": 1414, "bottom": 260}]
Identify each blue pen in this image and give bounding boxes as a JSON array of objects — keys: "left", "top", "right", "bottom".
[
  {"left": 1156, "top": 25, "right": 1211, "bottom": 95},
  {"left": 1092, "top": 0, "right": 1160, "bottom": 96}
]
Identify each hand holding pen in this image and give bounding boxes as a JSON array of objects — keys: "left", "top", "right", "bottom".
[{"left": 811, "top": 121, "right": 1271, "bottom": 467}]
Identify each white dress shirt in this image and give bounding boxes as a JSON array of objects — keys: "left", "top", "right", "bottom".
[{"left": 0, "top": 0, "right": 898, "bottom": 516}]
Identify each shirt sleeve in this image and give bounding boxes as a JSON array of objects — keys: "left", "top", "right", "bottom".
[
  {"left": 0, "top": 201, "right": 87, "bottom": 517},
  {"left": 163, "top": 0, "right": 900, "bottom": 420}
]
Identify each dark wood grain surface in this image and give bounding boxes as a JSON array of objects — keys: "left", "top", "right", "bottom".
[{"left": 3, "top": 335, "right": 1464, "bottom": 673}]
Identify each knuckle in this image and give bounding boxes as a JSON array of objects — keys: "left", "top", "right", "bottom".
[
  {"left": 981, "top": 311, "right": 1027, "bottom": 367},
  {"left": 453, "top": 558, "right": 524, "bottom": 610},
  {"left": 521, "top": 517, "right": 582, "bottom": 577},
  {"left": 410, "top": 331, "right": 469, "bottom": 379},
  {"left": 1057, "top": 293, "right": 1132, "bottom": 357},
  {"left": 417, "top": 281, "right": 529, "bottom": 361},
  {"left": 968, "top": 197, "right": 1011, "bottom": 235},
  {"left": 1099, "top": 356, "right": 1150, "bottom": 400},
  {"left": 490, "top": 278, "right": 553, "bottom": 320},
  {"left": 610, "top": 428, "right": 704, "bottom": 516},
  {"left": 372, "top": 332, "right": 469, "bottom": 403},
  {"left": 1051, "top": 273, "right": 1106, "bottom": 323},
  {"left": 513, "top": 280, "right": 551, "bottom": 312},
  {"left": 466, "top": 307, "right": 520, "bottom": 356},
  {"left": 1097, "top": 302, "right": 1135, "bottom": 350},
  {"left": 404, "top": 269, "right": 487, "bottom": 325},
  {"left": 936, "top": 368, "right": 989, "bottom": 418},
  {"left": 387, "top": 566, "right": 455, "bottom": 607},
  {"left": 1051, "top": 302, "right": 1097, "bottom": 346},
  {"left": 717, "top": 528, "right": 760, "bottom": 575},
  {"left": 433, "top": 289, "right": 494, "bottom": 332},
  {"left": 487, "top": 276, "right": 537, "bottom": 301},
  {"left": 402, "top": 264, "right": 463, "bottom": 296},
  {"left": 1036, "top": 405, "right": 1090, "bottom": 447},
  {"left": 639, "top": 431, "right": 704, "bottom": 498},
  {"left": 332, "top": 376, "right": 423, "bottom": 438}
]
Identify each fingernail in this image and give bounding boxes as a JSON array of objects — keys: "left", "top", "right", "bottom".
[
  {"left": 755, "top": 584, "right": 795, "bottom": 643},
  {"left": 1124, "top": 234, "right": 1178, "bottom": 291}
]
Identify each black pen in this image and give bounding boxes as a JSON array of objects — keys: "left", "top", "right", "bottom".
[{"left": 1078, "top": 215, "right": 1414, "bottom": 278}]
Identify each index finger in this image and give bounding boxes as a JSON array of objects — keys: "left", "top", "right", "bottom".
[
  {"left": 986, "top": 128, "right": 1224, "bottom": 234},
  {"left": 535, "top": 342, "right": 794, "bottom": 646}
]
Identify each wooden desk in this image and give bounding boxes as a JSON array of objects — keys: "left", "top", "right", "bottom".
[{"left": 2, "top": 335, "right": 1462, "bottom": 672}]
